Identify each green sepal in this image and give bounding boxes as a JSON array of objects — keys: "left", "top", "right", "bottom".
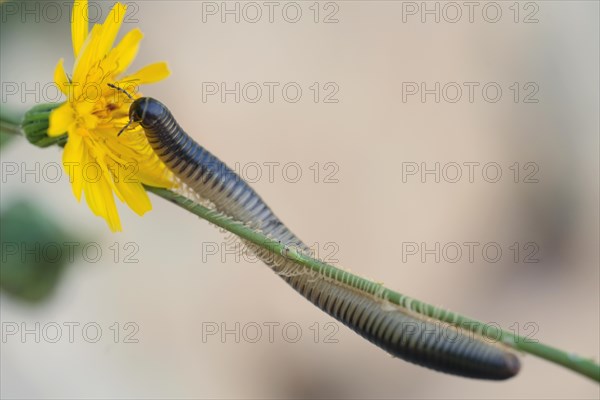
[{"left": 22, "top": 103, "right": 68, "bottom": 148}]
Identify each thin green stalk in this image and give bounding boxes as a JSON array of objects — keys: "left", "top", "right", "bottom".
[
  {"left": 143, "top": 186, "right": 600, "bottom": 383},
  {"left": 0, "top": 116, "right": 22, "bottom": 147},
  {"left": 0, "top": 108, "right": 21, "bottom": 127},
  {"left": 1, "top": 115, "right": 599, "bottom": 383},
  {"left": 0, "top": 117, "right": 22, "bottom": 136}
]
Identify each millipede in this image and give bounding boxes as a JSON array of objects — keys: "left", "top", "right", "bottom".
[{"left": 108, "top": 84, "right": 521, "bottom": 380}]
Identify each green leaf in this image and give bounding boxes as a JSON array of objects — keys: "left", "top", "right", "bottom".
[
  {"left": 0, "top": 201, "right": 78, "bottom": 302},
  {"left": 0, "top": 131, "right": 15, "bottom": 149}
]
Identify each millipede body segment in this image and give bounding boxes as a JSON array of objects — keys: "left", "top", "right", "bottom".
[{"left": 126, "top": 96, "right": 521, "bottom": 380}]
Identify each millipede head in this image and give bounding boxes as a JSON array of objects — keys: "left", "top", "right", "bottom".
[
  {"left": 129, "top": 97, "right": 167, "bottom": 128},
  {"left": 107, "top": 83, "right": 168, "bottom": 136}
]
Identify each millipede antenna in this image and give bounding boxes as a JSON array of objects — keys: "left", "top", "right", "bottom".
[
  {"left": 117, "top": 120, "right": 132, "bottom": 137},
  {"left": 107, "top": 83, "right": 134, "bottom": 100},
  {"left": 108, "top": 83, "right": 135, "bottom": 136}
]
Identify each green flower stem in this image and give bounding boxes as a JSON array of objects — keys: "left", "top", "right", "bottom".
[
  {"left": 145, "top": 185, "right": 600, "bottom": 383},
  {"left": 0, "top": 108, "right": 21, "bottom": 126},
  {"left": 1, "top": 113, "right": 599, "bottom": 383},
  {"left": 0, "top": 120, "right": 21, "bottom": 136}
]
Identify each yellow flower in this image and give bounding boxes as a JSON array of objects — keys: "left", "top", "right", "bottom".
[{"left": 48, "top": 0, "right": 174, "bottom": 232}]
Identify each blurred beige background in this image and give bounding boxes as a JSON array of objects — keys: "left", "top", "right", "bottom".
[{"left": 1, "top": 1, "right": 599, "bottom": 398}]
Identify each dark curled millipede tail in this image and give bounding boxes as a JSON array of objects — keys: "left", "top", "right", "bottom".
[{"left": 124, "top": 95, "right": 521, "bottom": 380}]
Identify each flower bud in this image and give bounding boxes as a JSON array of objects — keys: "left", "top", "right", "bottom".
[{"left": 22, "top": 103, "right": 66, "bottom": 148}]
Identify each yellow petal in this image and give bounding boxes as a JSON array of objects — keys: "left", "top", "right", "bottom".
[
  {"left": 48, "top": 103, "right": 75, "bottom": 136},
  {"left": 71, "top": 0, "right": 89, "bottom": 58},
  {"left": 84, "top": 175, "right": 122, "bottom": 232},
  {"left": 103, "top": 133, "right": 174, "bottom": 188},
  {"left": 62, "top": 133, "right": 85, "bottom": 201},
  {"left": 96, "top": 156, "right": 123, "bottom": 201},
  {"left": 114, "top": 176, "right": 152, "bottom": 216},
  {"left": 95, "top": 2, "right": 127, "bottom": 60},
  {"left": 81, "top": 112, "right": 99, "bottom": 130},
  {"left": 53, "top": 59, "right": 69, "bottom": 95},
  {"left": 138, "top": 164, "right": 175, "bottom": 188},
  {"left": 108, "top": 28, "right": 143, "bottom": 75},
  {"left": 119, "top": 62, "right": 170, "bottom": 85},
  {"left": 135, "top": 155, "right": 175, "bottom": 188},
  {"left": 72, "top": 24, "right": 100, "bottom": 87},
  {"left": 74, "top": 99, "right": 94, "bottom": 116}
]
